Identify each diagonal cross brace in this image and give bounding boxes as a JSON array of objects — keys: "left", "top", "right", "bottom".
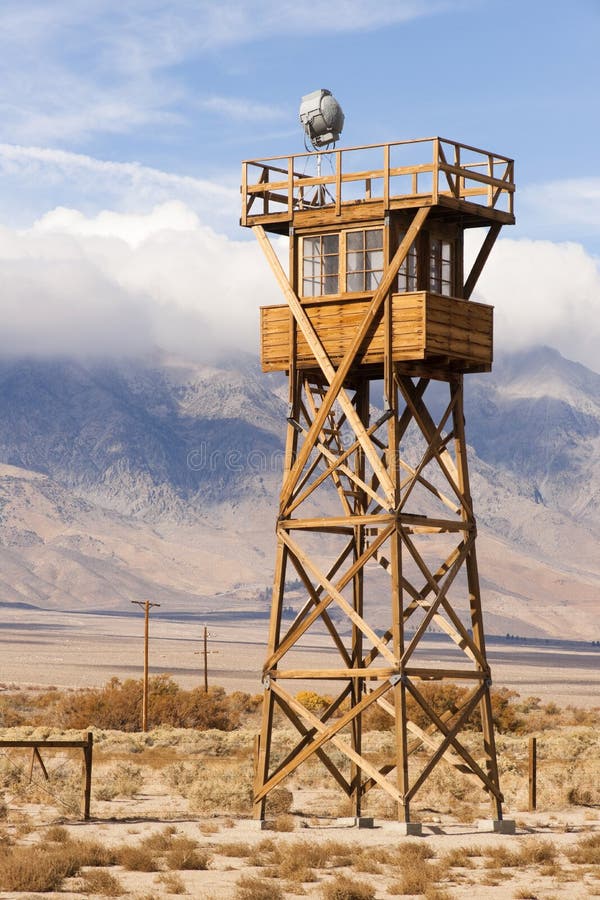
[{"left": 254, "top": 207, "right": 431, "bottom": 515}]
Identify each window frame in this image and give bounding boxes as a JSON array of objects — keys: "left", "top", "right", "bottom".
[{"left": 299, "top": 226, "right": 384, "bottom": 300}]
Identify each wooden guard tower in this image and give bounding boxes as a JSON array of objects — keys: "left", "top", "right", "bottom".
[{"left": 241, "top": 136, "right": 515, "bottom": 825}]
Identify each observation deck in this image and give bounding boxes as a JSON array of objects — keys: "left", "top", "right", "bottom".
[{"left": 241, "top": 137, "right": 515, "bottom": 234}]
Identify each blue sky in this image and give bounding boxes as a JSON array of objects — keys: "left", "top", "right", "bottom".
[{"left": 0, "top": 0, "right": 599, "bottom": 368}]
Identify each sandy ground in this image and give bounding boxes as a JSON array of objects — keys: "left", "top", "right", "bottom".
[
  {"left": 1, "top": 608, "right": 598, "bottom": 897},
  {"left": 2, "top": 800, "right": 599, "bottom": 899},
  {"left": 0, "top": 607, "right": 598, "bottom": 708}
]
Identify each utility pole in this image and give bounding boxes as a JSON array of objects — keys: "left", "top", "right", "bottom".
[
  {"left": 194, "top": 624, "right": 219, "bottom": 692},
  {"left": 131, "top": 600, "right": 160, "bottom": 731}
]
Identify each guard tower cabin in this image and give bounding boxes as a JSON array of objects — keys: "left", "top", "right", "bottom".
[
  {"left": 242, "top": 137, "right": 515, "bottom": 828},
  {"left": 243, "top": 137, "right": 514, "bottom": 378}
]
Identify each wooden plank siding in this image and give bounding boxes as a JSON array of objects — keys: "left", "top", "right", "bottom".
[{"left": 261, "top": 292, "right": 492, "bottom": 373}]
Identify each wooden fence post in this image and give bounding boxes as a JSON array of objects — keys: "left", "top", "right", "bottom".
[
  {"left": 82, "top": 732, "right": 93, "bottom": 820},
  {"left": 528, "top": 736, "right": 537, "bottom": 812}
]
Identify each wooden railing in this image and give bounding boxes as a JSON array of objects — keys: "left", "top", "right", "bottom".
[
  {"left": 241, "top": 137, "right": 515, "bottom": 225},
  {"left": 0, "top": 732, "right": 93, "bottom": 819}
]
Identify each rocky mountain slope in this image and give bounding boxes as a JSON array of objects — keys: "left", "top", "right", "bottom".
[{"left": 0, "top": 346, "right": 597, "bottom": 639}]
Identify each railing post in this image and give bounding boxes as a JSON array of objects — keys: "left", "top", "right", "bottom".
[
  {"left": 335, "top": 150, "right": 342, "bottom": 216},
  {"left": 288, "top": 156, "right": 294, "bottom": 218},
  {"left": 433, "top": 138, "right": 439, "bottom": 204},
  {"left": 82, "top": 732, "right": 93, "bottom": 820},
  {"left": 241, "top": 163, "right": 248, "bottom": 226},
  {"left": 383, "top": 144, "right": 390, "bottom": 209},
  {"left": 528, "top": 735, "right": 537, "bottom": 812}
]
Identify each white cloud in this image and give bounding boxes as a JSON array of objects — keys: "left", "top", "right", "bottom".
[
  {"left": 0, "top": 201, "right": 286, "bottom": 360},
  {"left": 471, "top": 236, "right": 600, "bottom": 372},
  {"left": 0, "top": 144, "right": 238, "bottom": 230},
  {"left": 521, "top": 178, "right": 600, "bottom": 231},
  {"left": 0, "top": 1, "right": 466, "bottom": 144}
]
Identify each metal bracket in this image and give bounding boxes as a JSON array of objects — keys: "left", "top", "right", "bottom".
[
  {"left": 287, "top": 416, "right": 303, "bottom": 433},
  {"left": 374, "top": 407, "right": 394, "bottom": 429}
]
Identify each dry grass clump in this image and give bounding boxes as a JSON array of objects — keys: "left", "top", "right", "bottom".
[
  {"left": 518, "top": 838, "right": 557, "bottom": 864},
  {"left": 156, "top": 871, "right": 187, "bottom": 894},
  {"left": 164, "top": 836, "right": 210, "bottom": 870},
  {"left": 117, "top": 843, "right": 162, "bottom": 871},
  {"left": 390, "top": 838, "right": 434, "bottom": 864},
  {"left": 45, "top": 824, "right": 70, "bottom": 843},
  {"left": 115, "top": 830, "right": 209, "bottom": 873},
  {"left": 78, "top": 868, "right": 124, "bottom": 896},
  {"left": 214, "top": 840, "right": 253, "bottom": 857},
  {"left": 96, "top": 760, "right": 144, "bottom": 800},
  {"left": 187, "top": 760, "right": 253, "bottom": 815},
  {"left": 0, "top": 844, "right": 74, "bottom": 892},
  {"left": 235, "top": 873, "right": 284, "bottom": 900},
  {"left": 438, "top": 846, "right": 476, "bottom": 869},
  {"left": 141, "top": 825, "right": 178, "bottom": 852},
  {"left": 387, "top": 860, "right": 438, "bottom": 895},
  {"left": 566, "top": 832, "right": 600, "bottom": 864},
  {"left": 483, "top": 844, "right": 521, "bottom": 868},
  {"left": 272, "top": 813, "right": 295, "bottom": 832},
  {"left": 0, "top": 838, "right": 115, "bottom": 892},
  {"left": 320, "top": 872, "right": 375, "bottom": 900}
]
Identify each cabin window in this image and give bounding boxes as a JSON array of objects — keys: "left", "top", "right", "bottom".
[
  {"left": 429, "top": 238, "right": 453, "bottom": 295},
  {"left": 302, "top": 234, "right": 339, "bottom": 296},
  {"left": 397, "top": 232, "right": 418, "bottom": 292},
  {"left": 345, "top": 228, "right": 383, "bottom": 292}
]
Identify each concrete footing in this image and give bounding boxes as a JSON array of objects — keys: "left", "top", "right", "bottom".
[
  {"left": 336, "top": 816, "right": 374, "bottom": 828},
  {"left": 247, "top": 819, "right": 269, "bottom": 831},
  {"left": 478, "top": 819, "right": 516, "bottom": 834},
  {"left": 386, "top": 821, "right": 423, "bottom": 836}
]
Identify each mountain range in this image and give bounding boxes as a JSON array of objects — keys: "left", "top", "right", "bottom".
[{"left": 0, "top": 345, "right": 598, "bottom": 641}]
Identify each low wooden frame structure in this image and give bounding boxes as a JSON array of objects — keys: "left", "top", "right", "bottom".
[
  {"left": 242, "top": 136, "right": 515, "bottom": 825},
  {"left": 0, "top": 732, "right": 93, "bottom": 819}
]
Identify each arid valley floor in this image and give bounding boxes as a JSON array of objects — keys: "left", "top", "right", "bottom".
[{"left": 0, "top": 608, "right": 598, "bottom": 899}]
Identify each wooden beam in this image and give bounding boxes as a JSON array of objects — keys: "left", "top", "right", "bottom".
[
  {"left": 463, "top": 224, "right": 502, "bottom": 299},
  {"left": 253, "top": 226, "right": 397, "bottom": 509}
]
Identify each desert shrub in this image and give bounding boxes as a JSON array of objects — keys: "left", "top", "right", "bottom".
[
  {"left": 387, "top": 860, "right": 437, "bottom": 895},
  {"left": 165, "top": 836, "right": 210, "bottom": 870},
  {"left": 518, "top": 839, "right": 556, "bottom": 864},
  {"left": 321, "top": 872, "right": 375, "bottom": 900},
  {"left": 70, "top": 839, "right": 118, "bottom": 867},
  {"left": 141, "top": 825, "right": 178, "bottom": 852},
  {"left": 272, "top": 813, "right": 294, "bottom": 832},
  {"left": 54, "top": 677, "right": 144, "bottom": 730},
  {"left": 0, "top": 844, "right": 79, "bottom": 891},
  {"left": 78, "top": 868, "right": 124, "bottom": 896},
  {"left": 566, "top": 832, "right": 600, "bottom": 864},
  {"left": 157, "top": 871, "right": 187, "bottom": 893},
  {"left": 483, "top": 845, "right": 521, "bottom": 868},
  {"left": 45, "top": 824, "right": 70, "bottom": 843},
  {"left": 235, "top": 874, "right": 284, "bottom": 900},
  {"left": 187, "top": 760, "right": 253, "bottom": 814},
  {"left": 265, "top": 785, "right": 293, "bottom": 815},
  {"left": 0, "top": 835, "right": 113, "bottom": 892},
  {"left": 97, "top": 761, "right": 144, "bottom": 799},
  {"left": 214, "top": 840, "right": 253, "bottom": 857},
  {"left": 117, "top": 844, "right": 161, "bottom": 871},
  {"left": 296, "top": 691, "right": 332, "bottom": 715},
  {"left": 49, "top": 675, "right": 254, "bottom": 731}
]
